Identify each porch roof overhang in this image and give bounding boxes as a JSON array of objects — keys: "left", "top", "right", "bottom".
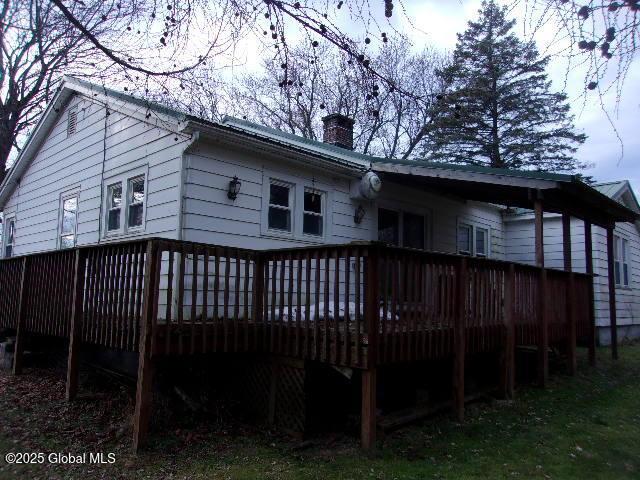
[{"left": 373, "top": 160, "right": 639, "bottom": 228}]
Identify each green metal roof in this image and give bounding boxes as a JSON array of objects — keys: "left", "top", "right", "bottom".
[
  {"left": 68, "top": 77, "right": 578, "bottom": 184},
  {"left": 593, "top": 181, "right": 628, "bottom": 199}
]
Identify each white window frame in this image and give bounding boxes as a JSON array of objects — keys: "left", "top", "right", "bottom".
[
  {"left": 613, "top": 234, "right": 630, "bottom": 288},
  {"left": 126, "top": 175, "right": 146, "bottom": 232},
  {"left": 475, "top": 226, "right": 489, "bottom": 258},
  {"left": 3, "top": 216, "right": 16, "bottom": 258},
  {"left": 376, "top": 203, "right": 432, "bottom": 251},
  {"left": 266, "top": 179, "right": 295, "bottom": 236},
  {"left": 302, "top": 187, "right": 325, "bottom": 238},
  {"left": 457, "top": 219, "right": 491, "bottom": 258},
  {"left": 457, "top": 223, "right": 473, "bottom": 256},
  {"left": 102, "top": 167, "right": 148, "bottom": 238},
  {"left": 58, "top": 189, "right": 80, "bottom": 249},
  {"left": 260, "top": 172, "right": 332, "bottom": 242}
]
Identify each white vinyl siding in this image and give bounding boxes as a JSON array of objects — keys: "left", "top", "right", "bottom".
[{"left": 1, "top": 94, "right": 188, "bottom": 255}]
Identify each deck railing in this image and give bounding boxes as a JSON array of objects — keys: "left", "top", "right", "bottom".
[{"left": 0, "top": 238, "right": 594, "bottom": 370}]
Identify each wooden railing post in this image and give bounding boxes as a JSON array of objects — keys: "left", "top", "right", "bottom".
[
  {"left": 584, "top": 222, "right": 596, "bottom": 366},
  {"left": 606, "top": 225, "right": 618, "bottom": 360},
  {"left": 133, "top": 240, "right": 160, "bottom": 452},
  {"left": 452, "top": 257, "right": 467, "bottom": 422},
  {"left": 534, "top": 199, "right": 548, "bottom": 387},
  {"left": 562, "top": 212, "right": 577, "bottom": 375},
  {"left": 567, "top": 272, "right": 577, "bottom": 375},
  {"left": 361, "top": 245, "right": 379, "bottom": 450},
  {"left": 500, "top": 264, "right": 516, "bottom": 400},
  {"left": 538, "top": 267, "right": 549, "bottom": 387},
  {"left": 66, "top": 249, "right": 87, "bottom": 401},
  {"left": 12, "top": 257, "right": 28, "bottom": 375},
  {"left": 253, "top": 252, "right": 265, "bottom": 351}
]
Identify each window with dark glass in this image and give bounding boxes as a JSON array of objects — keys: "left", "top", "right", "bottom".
[
  {"left": 268, "top": 182, "right": 292, "bottom": 232},
  {"left": 402, "top": 213, "right": 425, "bottom": 249},
  {"left": 4, "top": 218, "right": 15, "bottom": 258},
  {"left": 303, "top": 189, "right": 323, "bottom": 236},
  {"left": 614, "top": 235, "right": 630, "bottom": 287},
  {"left": 378, "top": 208, "right": 399, "bottom": 246},
  {"left": 457, "top": 224, "right": 472, "bottom": 255},
  {"left": 128, "top": 176, "right": 145, "bottom": 228},
  {"left": 60, "top": 195, "right": 78, "bottom": 248},
  {"left": 475, "top": 227, "right": 488, "bottom": 257},
  {"left": 107, "top": 183, "right": 122, "bottom": 232}
]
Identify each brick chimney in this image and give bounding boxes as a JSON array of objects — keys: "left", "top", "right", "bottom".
[{"left": 322, "top": 114, "right": 355, "bottom": 150}]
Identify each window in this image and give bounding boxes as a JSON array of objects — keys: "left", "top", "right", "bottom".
[
  {"left": 67, "top": 107, "right": 78, "bottom": 137},
  {"left": 378, "top": 209, "right": 399, "bottom": 246},
  {"left": 403, "top": 212, "right": 425, "bottom": 249},
  {"left": 127, "top": 176, "right": 145, "bottom": 229},
  {"left": 268, "top": 182, "right": 292, "bottom": 232},
  {"left": 303, "top": 189, "right": 324, "bottom": 236},
  {"left": 59, "top": 194, "right": 79, "bottom": 248},
  {"left": 457, "top": 223, "right": 472, "bottom": 255},
  {"left": 103, "top": 170, "right": 146, "bottom": 237},
  {"left": 614, "top": 235, "right": 630, "bottom": 287},
  {"left": 475, "top": 227, "right": 488, "bottom": 257},
  {"left": 458, "top": 222, "right": 490, "bottom": 257},
  {"left": 107, "top": 183, "right": 122, "bottom": 232},
  {"left": 4, "top": 217, "right": 15, "bottom": 258}
]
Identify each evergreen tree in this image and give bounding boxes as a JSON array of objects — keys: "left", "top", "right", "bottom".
[{"left": 428, "top": 0, "right": 586, "bottom": 172}]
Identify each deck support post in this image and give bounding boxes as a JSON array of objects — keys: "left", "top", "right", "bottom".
[
  {"left": 133, "top": 240, "right": 160, "bottom": 452},
  {"left": 562, "top": 213, "right": 577, "bottom": 375},
  {"left": 606, "top": 225, "right": 618, "bottom": 360},
  {"left": 452, "top": 257, "right": 467, "bottom": 421},
  {"left": 361, "top": 368, "right": 377, "bottom": 450},
  {"left": 12, "top": 257, "right": 28, "bottom": 375},
  {"left": 361, "top": 245, "right": 379, "bottom": 450},
  {"left": 584, "top": 222, "right": 596, "bottom": 366},
  {"left": 534, "top": 199, "right": 548, "bottom": 387},
  {"left": 500, "top": 264, "right": 516, "bottom": 400},
  {"left": 66, "top": 250, "right": 86, "bottom": 401}
]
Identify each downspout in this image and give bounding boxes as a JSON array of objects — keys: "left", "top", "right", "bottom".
[
  {"left": 177, "top": 130, "right": 200, "bottom": 241},
  {"left": 96, "top": 104, "right": 110, "bottom": 243}
]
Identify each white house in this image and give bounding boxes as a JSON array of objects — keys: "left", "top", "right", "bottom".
[{"left": 0, "top": 76, "right": 637, "bottom": 344}]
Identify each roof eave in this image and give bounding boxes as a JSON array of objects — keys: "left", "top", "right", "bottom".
[{"left": 0, "top": 84, "right": 74, "bottom": 210}]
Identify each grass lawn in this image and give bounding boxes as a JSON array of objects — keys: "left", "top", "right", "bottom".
[{"left": 0, "top": 345, "right": 639, "bottom": 479}]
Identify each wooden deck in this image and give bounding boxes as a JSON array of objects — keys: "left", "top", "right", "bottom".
[{"left": 0, "top": 238, "right": 595, "bottom": 450}]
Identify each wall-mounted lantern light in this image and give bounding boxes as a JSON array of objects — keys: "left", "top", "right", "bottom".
[
  {"left": 354, "top": 205, "right": 366, "bottom": 224},
  {"left": 227, "top": 176, "right": 241, "bottom": 200}
]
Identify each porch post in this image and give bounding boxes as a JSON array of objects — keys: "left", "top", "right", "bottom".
[
  {"left": 584, "top": 222, "right": 596, "bottom": 366},
  {"left": 66, "top": 249, "right": 87, "bottom": 401},
  {"left": 133, "top": 240, "right": 160, "bottom": 452},
  {"left": 500, "top": 263, "right": 516, "bottom": 400},
  {"left": 534, "top": 200, "right": 548, "bottom": 387},
  {"left": 562, "top": 213, "right": 577, "bottom": 375},
  {"left": 606, "top": 225, "right": 618, "bottom": 360},
  {"left": 12, "top": 257, "right": 28, "bottom": 375},
  {"left": 452, "top": 257, "right": 468, "bottom": 421},
  {"left": 361, "top": 245, "right": 379, "bottom": 450}
]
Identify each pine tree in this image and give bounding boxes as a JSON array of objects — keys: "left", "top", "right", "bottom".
[{"left": 428, "top": 0, "right": 586, "bottom": 172}]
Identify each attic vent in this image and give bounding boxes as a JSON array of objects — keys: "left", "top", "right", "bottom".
[{"left": 67, "top": 108, "right": 78, "bottom": 137}]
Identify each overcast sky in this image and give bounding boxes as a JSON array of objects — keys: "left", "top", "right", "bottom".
[{"left": 231, "top": 0, "right": 639, "bottom": 193}]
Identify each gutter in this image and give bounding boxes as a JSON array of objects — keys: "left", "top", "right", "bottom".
[
  {"left": 182, "top": 120, "right": 367, "bottom": 176},
  {"left": 177, "top": 131, "right": 200, "bottom": 241}
]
